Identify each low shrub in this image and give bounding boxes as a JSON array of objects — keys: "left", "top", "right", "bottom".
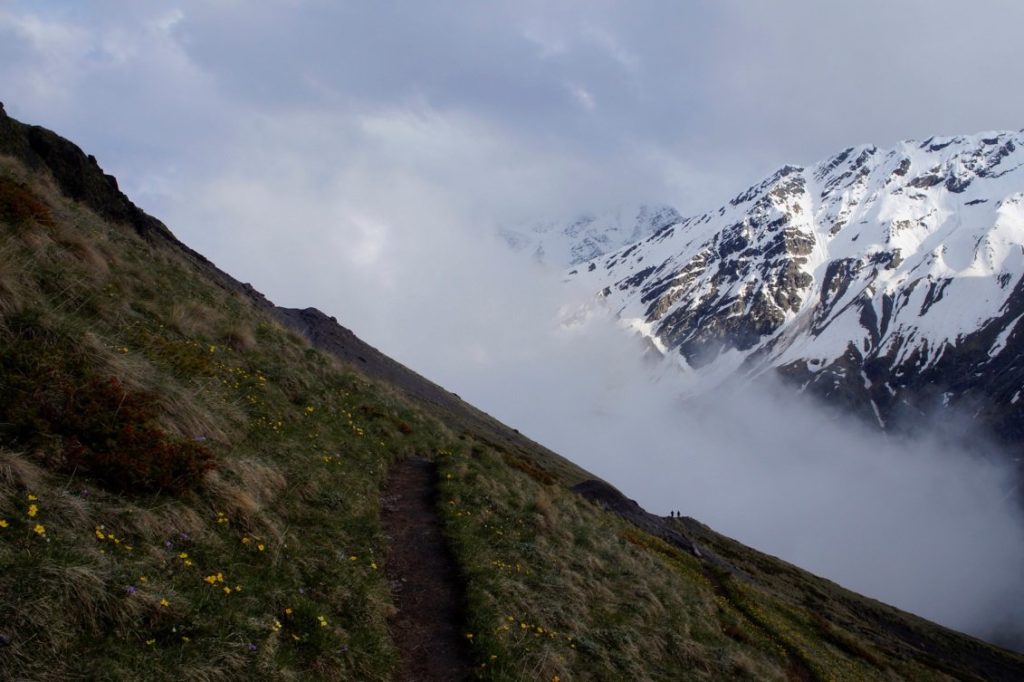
[
  {"left": 0, "top": 176, "right": 54, "bottom": 228},
  {"left": 46, "top": 376, "right": 216, "bottom": 494}
]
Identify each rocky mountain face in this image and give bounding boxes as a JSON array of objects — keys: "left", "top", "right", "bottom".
[
  {"left": 499, "top": 203, "right": 681, "bottom": 266},
  {"left": 568, "top": 132, "right": 1024, "bottom": 451}
]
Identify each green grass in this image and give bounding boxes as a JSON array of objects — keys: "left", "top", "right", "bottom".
[
  {"left": 0, "top": 158, "right": 424, "bottom": 679},
  {"left": 1, "top": 147, "right": 1023, "bottom": 681},
  {"left": 435, "top": 445, "right": 793, "bottom": 680}
]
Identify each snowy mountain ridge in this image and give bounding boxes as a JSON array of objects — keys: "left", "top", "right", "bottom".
[
  {"left": 565, "top": 130, "right": 1024, "bottom": 447},
  {"left": 499, "top": 203, "right": 681, "bottom": 266}
]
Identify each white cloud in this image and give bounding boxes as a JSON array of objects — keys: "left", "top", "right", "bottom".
[
  {"left": 568, "top": 83, "right": 596, "bottom": 111},
  {"left": 2, "top": 0, "right": 1024, "bottom": 648}
]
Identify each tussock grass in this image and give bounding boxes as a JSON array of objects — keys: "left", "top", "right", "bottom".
[
  {"left": 0, "top": 448, "right": 46, "bottom": 494},
  {"left": 2, "top": 148, "right": 1023, "bottom": 681},
  {"left": 436, "top": 445, "right": 791, "bottom": 680},
  {"left": 0, "top": 163, "right": 414, "bottom": 679}
]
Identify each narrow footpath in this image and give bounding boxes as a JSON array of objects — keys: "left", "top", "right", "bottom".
[{"left": 381, "top": 457, "right": 471, "bottom": 682}]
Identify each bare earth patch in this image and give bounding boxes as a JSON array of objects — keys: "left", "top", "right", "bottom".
[{"left": 382, "top": 457, "right": 471, "bottom": 681}]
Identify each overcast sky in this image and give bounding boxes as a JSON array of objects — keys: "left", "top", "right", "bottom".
[
  {"left": 3, "top": 0, "right": 1022, "bottom": 350},
  {"left": 4, "top": 1, "right": 1024, "bottom": 644}
]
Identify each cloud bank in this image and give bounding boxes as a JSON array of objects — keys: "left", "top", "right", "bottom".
[
  {"left": 2, "top": 0, "right": 1024, "bottom": 649},
  {"left": 416, "top": 250, "right": 1024, "bottom": 648}
]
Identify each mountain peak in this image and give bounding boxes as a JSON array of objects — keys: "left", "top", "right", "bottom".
[
  {"left": 500, "top": 202, "right": 682, "bottom": 266},
  {"left": 568, "top": 130, "right": 1024, "bottom": 448}
]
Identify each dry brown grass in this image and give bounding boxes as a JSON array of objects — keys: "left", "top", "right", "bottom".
[
  {"left": 40, "top": 562, "right": 107, "bottom": 631},
  {"left": 180, "top": 653, "right": 251, "bottom": 682},
  {"left": 46, "top": 489, "right": 92, "bottom": 532},
  {"left": 0, "top": 448, "right": 46, "bottom": 495},
  {"left": 84, "top": 331, "right": 158, "bottom": 387},
  {"left": 728, "top": 650, "right": 771, "bottom": 678},
  {"left": 168, "top": 301, "right": 221, "bottom": 338},
  {"left": 207, "top": 473, "right": 260, "bottom": 522},
  {"left": 156, "top": 381, "right": 244, "bottom": 444},
  {"left": 532, "top": 488, "right": 556, "bottom": 529},
  {"left": 54, "top": 225, "right": 110, "bottom": 277},
  {"left": 231, "top": 458, "right": 287, "bottom": 507},
  {"left": 220, "top": 321, "right": 257, "bottom": 352},
  {"left": 0, "top": 240, "right": 29, "bottom": 316},
  {"left": 128, "top": 502, "right": 210, "bottom": 545},
  {"left": 17, "top": 225, "right": 54, "bottom": 257}
]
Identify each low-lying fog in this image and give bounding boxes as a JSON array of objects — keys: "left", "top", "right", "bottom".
[
  {"left": 132, "top": 91, "right": 1024, "bottom": 651},
  {"left": 7, "top": 0, "right": 1024, "bottom": 653},
  {"left": 359, "top": 231, "right": 1024, "bottom": 650}
]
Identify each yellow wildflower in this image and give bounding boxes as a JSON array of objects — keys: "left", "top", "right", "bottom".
[
  {"left": 204, "top": 575, "right": 218, "bottom": 585},
  {"left": 139, "top": 576, "right": 148, "bottom": 583},
  {"left": 27, "top": 504, "right": 38, "bottom": 518},
  {"left": 241, "top": 537, "right": 252, "bottom": 545},
  {"left": 317, "top": 615, "right": 328, "bottom": 628},
  {"left": 145, "top": 639, "right": 156, "bottom": 646},
  {"left": 27, "top": 494, "right": 37, "bottom": 501},
  {"left": 178, "top": 552, "right": 188, "bottom": 559},
  {"left": 272, "top": 619, "right": 282, "bottom": 632},
  {"left": 160, "top": 598, "right": 170, "bottom": 607},
  {"left": 285, "top": 608, "right": 293, "bottom": 616},
  {"left": 32, "top": 524, "right": 45, "bottom": 536},
  {"left": 257, "top": 543, "right": 266, "bottom": 552},
  {"left": 94, "top": 528, "right": 106, "bottom": 540},
  {"left": 222, "top": 586, "right": 232, "bottom": 595},
  {"left": 0, "top": 519, "right": 9, "bottom": 528}
]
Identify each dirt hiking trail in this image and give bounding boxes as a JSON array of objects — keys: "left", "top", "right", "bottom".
[{"left": 381, "top": 457, "right": 471, "bottom": 681}]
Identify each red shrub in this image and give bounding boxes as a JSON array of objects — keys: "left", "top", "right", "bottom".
[
  {"left": 49, "top": 377, "right": 215, "bottom": 494},
  {"left": 0, "top": 177, "right": 54, "bottom": 228}
]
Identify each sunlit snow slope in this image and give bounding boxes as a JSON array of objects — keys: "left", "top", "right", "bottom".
[{"left": 568, "top": 132, "right": 1024, "bottom": 446}]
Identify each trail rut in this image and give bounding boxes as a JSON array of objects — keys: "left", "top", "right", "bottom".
[{"left": 381, "top": 457, "right": 470, "bottom": 681}]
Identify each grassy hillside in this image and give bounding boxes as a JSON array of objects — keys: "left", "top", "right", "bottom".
[{"left": 1, "top": 107, "right": 1023, "bottom": 680}]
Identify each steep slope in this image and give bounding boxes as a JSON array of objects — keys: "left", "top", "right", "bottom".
[
  {"left": 1, "top": 106, "right": 1023, "bottom": 680},
  {"left": 569, "top": 132, "right": 1024, "bottom": 448}
]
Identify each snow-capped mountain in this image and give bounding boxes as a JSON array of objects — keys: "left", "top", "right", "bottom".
[
  {"left": 568, "top": 131, "right": 1024, "bottom": 449},
  {"left": 499, "top": 204, "right": 681, "bottom": 266}
]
